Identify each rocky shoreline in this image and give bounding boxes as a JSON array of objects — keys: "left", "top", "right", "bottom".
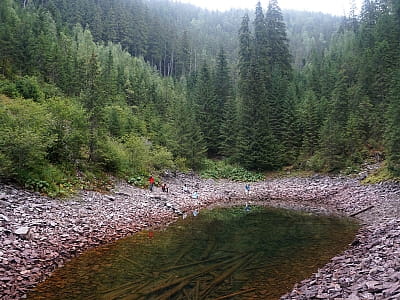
[{"left": 0, "top": 173, "right": 399, "bottom": 299}]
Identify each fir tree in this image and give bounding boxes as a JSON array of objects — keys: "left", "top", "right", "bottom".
[
  {"left": 385, "top": 71, "right": 400, "bottom": 175},
  {"left": 194, "top": 62, "right": 219, "bottom": 156},
  {"left": 215, "top": 47, "right": 233, "bottom": 155}
]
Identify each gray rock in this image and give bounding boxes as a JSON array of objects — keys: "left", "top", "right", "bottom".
[{"left": 14, "top": 227, "right": 30, "bottom": 236}]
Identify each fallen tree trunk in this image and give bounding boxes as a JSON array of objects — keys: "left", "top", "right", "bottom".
[
  {"left": 214, "top": 288, "right": 257, "bottom": 299},
  {"left": 349, "top": 205, "right": 374, "bottom": 217}
]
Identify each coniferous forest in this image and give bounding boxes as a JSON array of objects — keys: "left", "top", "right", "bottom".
[{"left": 1, "top": 0, "right": 400, "bottom": 194}]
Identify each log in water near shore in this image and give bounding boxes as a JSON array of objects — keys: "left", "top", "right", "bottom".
[{"left": 0, "top": 172, "right": 399, "bottom": 299}]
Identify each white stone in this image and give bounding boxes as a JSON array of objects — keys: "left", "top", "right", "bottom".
[{"left": 14, "top": 227, "right": 30, "bottom": 235}]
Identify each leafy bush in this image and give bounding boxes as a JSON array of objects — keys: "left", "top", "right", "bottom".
[
  {"left": 362, "top": 163, "right": 400, "bottom": 184},
  {"left": 25, "top": 178, "right": 50, "bottom": 193},
  {"left": 0, "top": 95, "right": 55, "bottom": 178},
  {"left": 303, "top": 153, "right": 325, "bottom": 172},
  {"left": 124, "top": 134, "right": 151, "bottom": 174},
  {"left": 45, "top": 97, "right": 89, "bottom": 164},
  {"left": 97, "top": 137, "right": 130, "bottom": 174},
  {"left": 15, "top": 76, "right": 44, "bottom": 102},
  {"left": 150, "top": 146, "right": 175, "bottom": 171},
  {"left": 0, "top": 79, "right": 20, "bottom": 98},
  {"left": 127, "top": 175, "right": 147, "bottom": 187},
  {"left": 200, "top": 159, "right": 264, "bottom": 182}
]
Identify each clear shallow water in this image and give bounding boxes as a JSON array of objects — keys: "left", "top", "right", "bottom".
[{"left": 28, "top": 206, "right": 359, "bottom": 299}]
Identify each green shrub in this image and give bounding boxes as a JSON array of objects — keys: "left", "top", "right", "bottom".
[
  {"left": 150, "top": 146, "right": 175, "bottom": 171},
  {"left": 127, "top": 175, "right": 147, "bottom": 187},
  {"left": 44, "top": 97, "right": 89, "bottom": 164},
  {"left": 97, "top": 137, "right": 130, "bottom": 174},
  {"left": 15, "top": 76, "right": 44, "bottom": 102},
  {"left": 174, "top": 157, "right": 189, "bottom": 172},
  {"left": 303, "top": 153, "right": 325, "bottom": 172},
  {"left": 0, "top": 79, "right": 20, "bottom": 98},
  {"left": 363, "top": 163, "right": 400, "bottom": 184},
  {"left": 0, "top": 96, "right": 55, "bottom": 179},
  {"left": 200, "top": 159, "right": 264, "bottom": 181},
  {"left": 124, "top": 134, "right": 151, "bottom": 174}
]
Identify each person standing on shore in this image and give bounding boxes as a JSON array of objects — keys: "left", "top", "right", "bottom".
[
  {"left": 183, "top": 184, "right": 189, "bottom": 193},
  {"left": 161, "top": 183, "right": 169, "bottom": 192},
  {"left": 149, "top": 175, "right": 155, "bottom": 192},
  {"left": 245, "top": 184, "right": 250, "bottom": 195}
]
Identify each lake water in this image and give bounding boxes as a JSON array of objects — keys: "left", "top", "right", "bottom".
[{"left": 28, "top": 206, "right": 359, "bottom": 299}]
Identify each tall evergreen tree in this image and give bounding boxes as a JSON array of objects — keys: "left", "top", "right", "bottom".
[
  {"left": 0, "top": 0, "right": 20, "bottom": 76},
  {"left": 166, "top": 94, "right": 206, "bottom": 169},
  {"left": 81, "top": 52, "right": 105, "bottom": 162},
  {"left": 194, "top": 62, "right": 219, "bottom": 156},
  {"left": 236, "top": 3, "right": 281, "bottom": 170},
  {"left": 238, "top": 13, "right": 252, "bottom": 96},
  {"left": 215, "top": 47, "right": 232, "bottom": 155},
  {"left": 265, "top": 0, "right": 293, "bottom": 149},
  {"left": 385, "top": 70, "right": 400, "bottom": 175}
]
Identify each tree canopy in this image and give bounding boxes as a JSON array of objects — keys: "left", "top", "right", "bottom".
[{"left": 1, "top": 0, "right": 400, "bottom": 193}]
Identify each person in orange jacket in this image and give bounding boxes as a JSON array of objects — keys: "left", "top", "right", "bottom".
[{"left": 149, "top": 175, "right": 155, "bottom": 192}]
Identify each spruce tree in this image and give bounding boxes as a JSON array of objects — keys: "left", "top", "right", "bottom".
[
  {"left": 166, "top": 95, "right": 206, "bottom": 169},
  {"left": 238, "top": 13, "right": 252, "bottom": 96},
  {"left": 265, "top": 0, "right": 293, "bottom": 146},
  {"left": 194, "top": 62, "right": 219, "bottom": 157},
  {"left": 215, "top": 47, "right": 233, "bottom": 155},
  {"left": 385, "top": 70, "right": 400, "bottom": 175},
  {"left": 81, "top": 52, "right": 105, "bottom": 163}
]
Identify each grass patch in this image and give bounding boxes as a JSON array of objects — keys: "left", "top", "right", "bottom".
[{"left": 362, "top": 162, "right": 400, "bottom": 184}]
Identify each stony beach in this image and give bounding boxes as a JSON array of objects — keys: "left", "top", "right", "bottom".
[{"left": 0, "top": 173, "right": 399, "bottom": 299}]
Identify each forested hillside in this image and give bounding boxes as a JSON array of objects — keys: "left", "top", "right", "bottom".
[{"left": 0, "top": 0, "right": 399, "bottom": 194}]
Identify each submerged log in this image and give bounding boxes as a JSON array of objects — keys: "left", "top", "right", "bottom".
[
  {"left": 160, "top": 255, "right": 231, "bottom": 273},
  {"left": 157, "top": 278, "right": 192, "bottom": 300},
  {"left": 200, "top": 254, "right": 251, "bottom": 298},
  {"left": 139, "top": 254, "right": 246, "bottom": 298},
  {"left": 214, "top": 288, "right": 257, "bottom": 299}
]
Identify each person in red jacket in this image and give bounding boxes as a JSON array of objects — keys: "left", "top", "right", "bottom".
[{"left": 149, "top": 175, "right": 155, "bottom": 192}]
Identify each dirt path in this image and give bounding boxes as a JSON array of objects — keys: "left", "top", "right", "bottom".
[{"left": 0, "top": 173, "right": 399, "bottom": 299}]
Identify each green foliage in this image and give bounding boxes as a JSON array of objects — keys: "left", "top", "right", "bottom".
[
  {"left": 127, "top": 175, "right": 147, "bottom": 187},
  {"left": 0, "top": 95, "right": 55, "bottom": 178},
  {"left": 97, "top": 135, "right": 175, "bottom": 179},
  {"left": 151, "top": 146, "right": 175, "bottom": 171},
  {"left": 385, "top": 72, "right": 400, "bottom": 176},
  {"left": 200, "top": 159, "right": 264, "bottom": 182},
  {"left": 362, "top": 163, "right": 400, "bottom": 184},
  {"left": 0, "top": 77, "right": 20, "bottom": 98},
  {"left": 44, "top": 97, "right": 89, "bottom": 164},
  {"left": 1, "top": 0, "right": 400, "bottom": 188},
  {"left": 15, "top": 76, "right": 45, "bottom": 102},
  {"left": 97, "top": 137, "right": 130, "bottom": 175}
]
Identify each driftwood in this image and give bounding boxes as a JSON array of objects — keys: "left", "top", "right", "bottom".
[
  {"left": 214, "top": 288, "right": 257, "bottom": 299},
  {"left": 201, "top": 238, "right": 216, "bottom": 259},
  {"left": 138, "top": 254, "right": 246, "bottom": 298},
  {"left": 200, "top": 254, "right": 251, "bottom": 298},
  {"left": 194, "top": 280, "right": 200, "bottom": 300},
  {"left": 158, "top": 278, "right": 192, "bottom": 300},
  {"left": 104, "top": 280, "right": 153, "bottom": 300},
  {"left": 173, "top": 244, "right": 192, "bottom": 265},
  {"left": 349, "top": 205, "right": 374, "bottom": 217},
  {"left": 120, "top": 255, "right": 145, "bottom": 269},
  {"left": 160, "top": 255, "right": 231, "bottom": 273}
]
